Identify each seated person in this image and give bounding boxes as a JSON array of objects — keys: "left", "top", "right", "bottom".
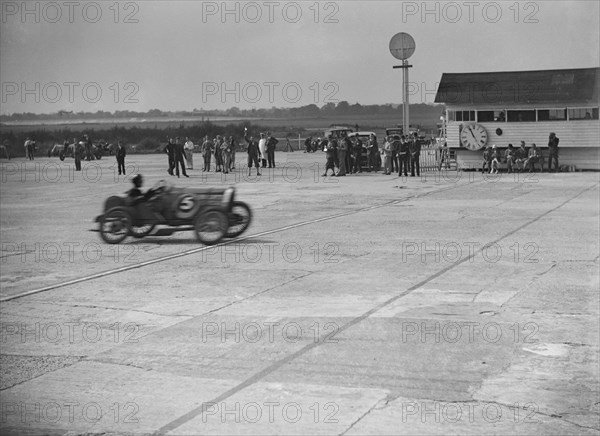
[
  {"left": 127, "top": 174, "right": 167, "bottom": 219},
  {"left": 514, "top": 141, "right": 528, "bottom": 171},
  {"left": 128, "top": 174, "right": 153, "bottom": 203},
  {"left": 524, "top": 144, "right": 542, "bottom": 172}
]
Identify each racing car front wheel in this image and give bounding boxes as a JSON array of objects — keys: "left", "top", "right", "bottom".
[
  {"left": 99, "top": 208, "right": 132, "bottom": 244},
  {"left": 226, "top": 201, "right": 252, "bottom": 238},
  {"left": 194, "top": 210, "right": 227, "bottom": 245}
]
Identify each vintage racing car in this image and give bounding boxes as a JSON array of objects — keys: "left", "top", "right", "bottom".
[{"left": 95, "top": 180, "right": 252, "bottom": 245}]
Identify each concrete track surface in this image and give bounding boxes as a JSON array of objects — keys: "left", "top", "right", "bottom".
[{"left": 1, "top": 153, "right": 599, "bottom": 435}]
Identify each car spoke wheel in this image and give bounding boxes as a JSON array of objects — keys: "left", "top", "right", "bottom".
[
  {"left": 226, "top": 201, "right": 252, "bottom": 238},
  {"left": 194, "top": 210, "right": 227, "bottom": 245},
  {"left": 99, "top": 209, "right": 132, "bottom": 244},
  {"left": 130, "top": 223, "right": 155, "bottom": 238}
]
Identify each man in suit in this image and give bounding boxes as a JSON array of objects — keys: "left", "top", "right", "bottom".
[
  {"left": 398, "top": 136, "right": 410, "bottom": 177},
  {"left": 409, "top": 133, "right": 421, "bottom": 177},
  {"left": 173, "top": 137, "right": 189, "bottom": 178},
  {"left": 266, "top": 132, "right": 278, "bottom": 168},
  {"left": 164, "top": 138, "right": 176, "bottom": 175},
  {"left": 244, "top": 128, "right": 261, "bottom": 176},
  {"left": 116, "top": 141, "right": 126, "bottom": 175},
  {"left": 201, "top": 135, "right": 212, "bottom": 171},
  {"left": 548, "top": 132, "right": 559, "bottom": 172}
]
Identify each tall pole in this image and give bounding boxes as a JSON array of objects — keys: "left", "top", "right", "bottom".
[
  {"left": 390, "top": 32, "right": 415, "bottom": 135},
  {"left": 403, "top": 59, "right": 409, "bottom": 133}
]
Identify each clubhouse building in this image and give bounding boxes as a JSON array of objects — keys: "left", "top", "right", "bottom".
[{"left": 434, "top": 67, "right": 599, "bottom": 170}]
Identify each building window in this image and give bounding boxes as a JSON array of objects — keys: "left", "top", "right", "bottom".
[
  {"left": 507, "top": 110, "right": 536, "bottom": 122},
  {"left": 537, "top": 109, "right": 567, "bottom": 121},
  {"left": 452, "top": 110, "right": 475, "bottom": 122},
  {"left": 477, "top": 110, "right": 505, "bottom": 122},
  {"left": 568, "top": 107, "right": 599, "bottom": 120}
]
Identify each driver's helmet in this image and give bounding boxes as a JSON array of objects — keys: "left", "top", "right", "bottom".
[{"left": 132, "top": 174, "right": 143, "bottom": 188}]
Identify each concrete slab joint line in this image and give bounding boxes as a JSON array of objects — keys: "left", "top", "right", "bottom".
[{"left": 154, "top": 183, "right": 598, "bottom": 435}]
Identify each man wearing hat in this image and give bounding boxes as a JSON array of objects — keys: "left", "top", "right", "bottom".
[
  {"left": 548, "top": 132, "right": 559, "bottom": 172},
  {"left": 409, "top": 132, "right": 421, "bottom": 177},
  {"left": 398, "top": 135, "right": 410, "bottom": 177},
  {"left": 266, "top": 132, "right": 278, "bottom": 168},
  {"left": 201, "top": 135, "right": 213, "bottom": 171},
  {"left": 244, "top": 128, "right": 261, "bottom": 176},
  {"left": 116, "top": 141, "right": 127, "bottom": 175},
  {"left": 164, "top": 138, "right": 176, "bottom": 175}
]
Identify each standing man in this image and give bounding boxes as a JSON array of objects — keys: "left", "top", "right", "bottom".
[
  {"left": 74, "top": 139, "right": 83, "bottom": 171},
  {"left": 382, "top": 136, "right": 393, "bottom": 175},
  {"left": 244, "top": 128, "right": 261, "bottom": 176},
  {"left": 229, "top": 136, "right": 236, "bottom": 171},
  {"left": 367, "top": 134, "right": 378, "bottom": 172},
  {"left": 398, "top": 136, "right": 410, "bottom": 177},
  {"left": 409, "top": 133, "right": 421, "bottom": 177},
  {"left": 266, "top": 132, "right": 278, "bottom": 168},
  {"left": 24, "top": 137, "right": 35, "bottom": 160},
  {"left": 214, "top": 136, "right": 224, "bottom": 172},
  {"left": 548, "top": 132, "right": 559, "bottom": 172},
  {"left": 391, "top": 135, "right": 399, "bottom": 173},
  {"left": 116, "top": 141, "right": 126, "bottom": 175},
  {"left": 336, "top": 133, "right": 348, "bottom": 176},
  {"left": 352, "top": 136, "right": 363, "bottom": 173},
  {"left": 173, "top": 137, "right": 189, "bottom": 178},
  {"left": 201, "top": 135, "right": 212, "bottom": 171},
  {"left": 164, "top": 138, "right": 176, "bottom": 175},
  {"left": 83, "top": 134, "right": 93, "bottom": 161},
  {"left": 184, "top": 137, "right": 195, "bottom": 170},
  {"left": 221, "top": 137, "right": 232, "bottom": 174}
]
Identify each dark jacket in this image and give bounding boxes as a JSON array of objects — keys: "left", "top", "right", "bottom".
[
  {"left": 244, "top": 136, "right": 259, "bottom": 157},
  {"left": 164, "top": 142, "right": 175, "bottom": 156},
  {"left": 266, "top": 136, "right": 279, "bottom": 151},
  {"left": 409, "top": 140, "right": 421, "bottom": 157}
]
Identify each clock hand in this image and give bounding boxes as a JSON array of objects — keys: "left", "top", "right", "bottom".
[{"left": 468, "top": 127, "right": 477, "bottom": 141}]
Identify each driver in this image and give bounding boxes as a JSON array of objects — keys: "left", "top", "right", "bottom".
[
  {"left": 128, "top": 174, "right": 152, "bottom": 203},
  {"left": 128, "top": 174, "right": 167, "bottom": 220}
]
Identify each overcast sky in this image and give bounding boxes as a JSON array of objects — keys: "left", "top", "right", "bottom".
[{"left": 1, "top": 0, "right": 598, "bottom": 114}]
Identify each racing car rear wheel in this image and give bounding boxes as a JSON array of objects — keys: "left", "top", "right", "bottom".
[
  {"left": 99, "top": 208, "right": 132, "bottom": 244},
  {"left": 130, "top": 224, "right": 155, "bottom": 238},
  {"left": 194, "top": 210, "right": 227, "bottom": 245},
  {"left": 226, "top": 201, "right": 252, "bottom": 238}
]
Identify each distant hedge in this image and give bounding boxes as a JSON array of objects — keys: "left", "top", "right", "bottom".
[{"left": 0, "top": 121, "right": 294, "bottom": 157}]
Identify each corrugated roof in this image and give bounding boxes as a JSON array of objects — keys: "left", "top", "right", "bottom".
[{"left": 434, "top": 67, "right": 599, "bottom": 106}]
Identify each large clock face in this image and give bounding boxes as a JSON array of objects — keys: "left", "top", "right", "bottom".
[{"left": 460, "top": 124, "right": 488, "bottom": 150}]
